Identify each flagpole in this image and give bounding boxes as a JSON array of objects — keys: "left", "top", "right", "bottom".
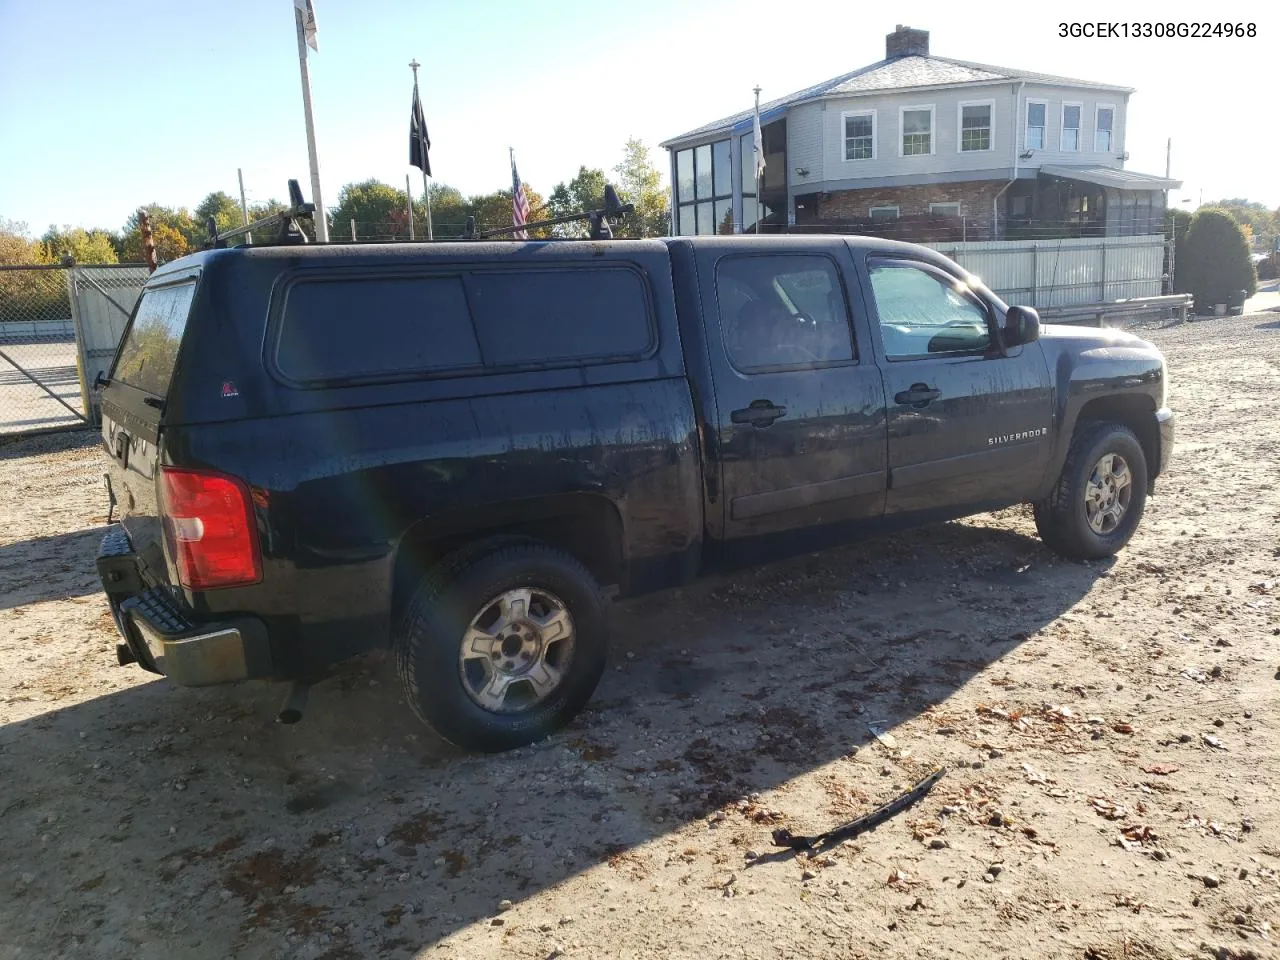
[
  {"left": 406, "top": 173, "right": 415, "bottom": 240},
  {"left": 753, "top": 85, "right": 762, "bottom": 236},
  {"left": 294, "top": 4, "right": 328, "bottom": 241},
  {"left": 409, "top": 59, "right": 434, "bottom": 240}
]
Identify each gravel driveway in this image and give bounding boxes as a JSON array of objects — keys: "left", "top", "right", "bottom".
[{"left": 1, "top": 313, "right": 1277, "bottom": 960}]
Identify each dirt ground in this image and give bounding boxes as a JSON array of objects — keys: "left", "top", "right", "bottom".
[{"left": 1, "top": 313, "right": 1278, "bottom": 960}]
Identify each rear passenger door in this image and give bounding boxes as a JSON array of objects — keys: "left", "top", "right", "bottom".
[
  {"left": 697, "top": 243, "right": 887, "bottom": 545},
  {"left": 862, "top": 255, "right": 1053, "bottom": 515}
]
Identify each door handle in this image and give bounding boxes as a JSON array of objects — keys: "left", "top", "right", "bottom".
[
  {"left": 894, "top": 383, "right": 941, "bottom": 407},
  {"left": 731, "top": 401, "right": 788, "bottom": 427}
]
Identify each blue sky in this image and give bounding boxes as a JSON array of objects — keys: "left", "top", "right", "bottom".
[{"left": 0, "top": 0, "right": 1275, "bottom": 233}]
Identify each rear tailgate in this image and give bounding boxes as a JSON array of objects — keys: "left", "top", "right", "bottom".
[{"left": 100, "top": 276, "right": 198, "bottom": 586}]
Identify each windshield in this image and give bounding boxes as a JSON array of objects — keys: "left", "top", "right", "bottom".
[{"left": 111, "top": 280, "right": 196, "bottom": 398}]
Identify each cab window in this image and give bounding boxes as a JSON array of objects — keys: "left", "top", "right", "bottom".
[{"left": 868, "top": 260, "right": 992, "bottom": 360}]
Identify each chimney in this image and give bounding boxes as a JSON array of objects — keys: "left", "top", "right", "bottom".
[{"left": 886, "top": 25, "right": 929, "bottom": 59}]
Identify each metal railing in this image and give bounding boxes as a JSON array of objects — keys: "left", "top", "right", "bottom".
[{"left": 1039, "top": 293, "right": 1192, "bottom": 327}]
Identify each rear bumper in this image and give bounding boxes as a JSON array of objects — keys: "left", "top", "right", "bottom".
[
  {"left": 97, "top": 527, "right": 272, "bottom": 686},
  {"left": 1154, "top": 407, "right": 1175, "bottom": 484}
]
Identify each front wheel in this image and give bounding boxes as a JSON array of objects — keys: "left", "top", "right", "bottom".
[
  {"left": 395, "top": 539, "right": 608, "bottom": 752},
  {"left": 1034, "top": 422, "right": 1148, "bottom": 561}
]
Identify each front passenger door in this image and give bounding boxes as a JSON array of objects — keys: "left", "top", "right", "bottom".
[{"left": 866, "top": 257, "right": 1053, "bottom": 515}]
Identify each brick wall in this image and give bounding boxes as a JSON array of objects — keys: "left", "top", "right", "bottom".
[{"left": 816, "top": 180, "right": 1008, "bottom": 236}]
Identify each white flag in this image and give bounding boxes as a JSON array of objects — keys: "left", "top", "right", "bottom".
[
  {"left": 293, "top": 0, "right": 318, "bottom": 51},
  {"left": 752, "top": 101, "right": 766, "bottom": 181}
]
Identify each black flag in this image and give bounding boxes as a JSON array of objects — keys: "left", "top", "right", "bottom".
[{"left": 410, "top": 83, "right": 431, "bottom": 177}]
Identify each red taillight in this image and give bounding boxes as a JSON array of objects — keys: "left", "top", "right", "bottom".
[{"left": 160, "top": 467, "right": 262, "bottom": 590}]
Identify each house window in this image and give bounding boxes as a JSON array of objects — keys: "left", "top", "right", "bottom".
[
  {"left": 1095, "top": 105, "right": 1115, "bottom": 152},
  {"left": 869, "top": 206, "right": 900, "bottom": 220},
  {"left": 900, "top": 106, "right": 933, "bottom": 156},
  {"left": 674, "top": 139, "right": 733, "bottom": 235},
  {"left": 843, "top": 110, "right": 875, "bottom": 161},
  {"left": 1062, "top": 103, "right": 1082, "bottom": 151},
  {"left": 1025, "top": 100, "right": 1047, "bottom": 150},
  {"left": 959, "top": 102, "right": 992, "bottom": 152},
  {"left": 929, "top": 202, "right": 961, "bottom": 217}
]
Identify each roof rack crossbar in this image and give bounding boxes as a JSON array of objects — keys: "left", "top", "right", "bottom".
[
  {"left": 207, "top": 179, "right": 316, "bottom": 249},
  {"left": 471, "top": 185, "right": 635, "bottom": 241}
]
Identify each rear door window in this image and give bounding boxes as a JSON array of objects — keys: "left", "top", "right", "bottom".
[
  {"left": 715, "top": 255, "right": 855, "bottom": 371},
  {"left": 277, "top": 275, "right": 481, "bottom": 382},
  {"left": 111, "top": 280, "right": 197, "bottom": 397},
  {"left": 465, "top": 268, "right": 653, "bottom": 367}
]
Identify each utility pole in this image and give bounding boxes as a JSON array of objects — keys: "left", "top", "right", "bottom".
[
  {"left": 294, "top": 3, "right": 328, "bottom": 241},
  {"left": 410, "top": 59, "right": 433, "bottom": 239},
  {"left": 237, "top": 167, "right": 252, "bottom": 245}
]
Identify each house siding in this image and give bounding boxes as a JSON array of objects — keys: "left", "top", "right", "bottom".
[
  {"left": 819, "top": 85, "right": 1016, "bottom": 181},
  {"left": 1016, "top": 84, "right": 1129, "bottom": 165},
  {"left": 787, "top": 102, "right": 823, "bottom": 189},
  {"left": 813, "top": 84, "right": 1129, "bottom": 186}
]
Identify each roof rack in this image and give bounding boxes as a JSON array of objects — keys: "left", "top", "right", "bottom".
[
  {"left": 206, "top": 179, "right": 636, "bottom": 249},
  {"left": 206, "top": 179, "right": 315, "bottom": 249},
  {"left": 465, "top": 185, "right": 635, "bottom": 241}
]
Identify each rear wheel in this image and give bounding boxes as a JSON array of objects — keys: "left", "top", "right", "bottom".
[
  {"left": 395, "top": 538, "right": 608, "bottom": 752},
  {"left": 1034, "top": 422, "right": 1148, "bottom": 561}
]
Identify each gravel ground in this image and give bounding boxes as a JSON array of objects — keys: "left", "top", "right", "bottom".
[{"left": 1, "top": 313, "right": 1278, "bottom": 960}]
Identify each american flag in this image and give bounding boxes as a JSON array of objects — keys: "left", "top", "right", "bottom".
[{"left": 510, "top": 149, "right": 530, "bottom": 240}]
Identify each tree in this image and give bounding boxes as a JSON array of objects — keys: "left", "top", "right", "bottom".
[
  {"left": 613, "top": 138, "right": 670, "bottom": 238},
  {"left": 467, "top": 185, "right": 551, "bottom": 239},
  {"left": 0, "top": 220, "right": 64, "bottom": 323},
  {"left": 330, "top": 179, "right": 414, "bottom": 240},
  {"left": 194, "top": 191, "right": 246, "bottom": 238},
  {"left": 0, "top": 219, "right": 48, "bottom": 266},
  {"left": 119, "top": 205, "right": 197, "bottom": 263},
  {"left": 547, "top": 167, "right": 609, "bottom": 237},
  {"left": 39, "top": 226, "right": 119, "bottom": 265},
  {"left": 1204, "top": 198, "right": 1278, "bottom": 251},
  {"left": 420, "top": 183, "right": 468, "bottom": 238},
  {"left": 1182, "top": 208, "right": 1257, "bottom": 311}
]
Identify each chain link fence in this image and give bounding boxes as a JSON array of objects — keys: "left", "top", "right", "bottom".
[
  {"left": 0, "top": 265, "right": 83, "bottom": 435},
  {"left": 0, "top": 264, "right": 149, "bottom": 436}
]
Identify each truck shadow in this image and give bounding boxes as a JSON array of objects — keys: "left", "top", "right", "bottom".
[
  {"left": 0, "top": 514, "right": 1110, "bottom": 957},
  {"left": 0, "top": 527, "right": 108, "bottom": 611}
]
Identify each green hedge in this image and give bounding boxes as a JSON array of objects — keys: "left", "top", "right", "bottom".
[{"left": 1182, "top": 208, "right": 1257, "bottom": 311}]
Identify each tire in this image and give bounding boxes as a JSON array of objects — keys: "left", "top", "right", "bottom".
[
  {"left": 1034, "top": 422, "right": 1148, "bottom": 561},
  {"left": 395, "top": 538, "right": 608, "bottom": 752}
]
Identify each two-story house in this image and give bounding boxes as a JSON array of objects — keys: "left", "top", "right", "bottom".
[{"left": 661, "top": 26, "right": 1179, "bottom": 239}]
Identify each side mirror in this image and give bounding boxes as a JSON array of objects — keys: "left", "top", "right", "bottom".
[{"left": 1004, "top": 306, "right": 1040, "bottom": 347}]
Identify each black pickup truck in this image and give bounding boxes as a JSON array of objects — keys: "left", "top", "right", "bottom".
[{"left": 95, "top": 231, "right": 1172, "bottom": 751}]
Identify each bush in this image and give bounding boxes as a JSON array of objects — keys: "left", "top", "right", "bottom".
[{"left": 1182, "top": 208, "right": 1257, "bottom": 312}]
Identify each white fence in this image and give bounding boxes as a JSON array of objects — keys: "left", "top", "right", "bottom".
[{"left": 928, "top": 235, "right": 1167, "bottom": 308}]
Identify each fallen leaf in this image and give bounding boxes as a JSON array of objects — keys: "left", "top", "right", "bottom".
[
  {"left": 1142, "top": 764, "right": 1179, "bottom": 776},
  {"left": 1113, "top": 723, "right": 1135, "bottom": 735},
  {"left": 1121, "top": 824, "right": 1157, "bottom": 845},
  {"left": 1090, "top": 797, "right": 1128, "bottom": 820}
]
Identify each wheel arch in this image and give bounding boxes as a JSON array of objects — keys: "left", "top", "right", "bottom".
[
  {"left": 391, "top": 494, "right": 626, "bottom": 617},
  {"left": 1073, "top": 394, "right": 1159, "bottom": 492}
]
